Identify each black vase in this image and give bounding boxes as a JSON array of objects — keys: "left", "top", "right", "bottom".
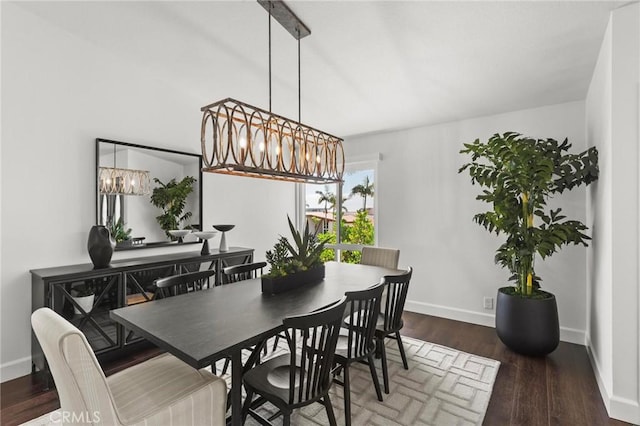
[
  {"left": 87, "top": 225, "right": 115, "bottom": 269},
  {"left": 495, "top": 287, "right": 559, "bottom": 356}
]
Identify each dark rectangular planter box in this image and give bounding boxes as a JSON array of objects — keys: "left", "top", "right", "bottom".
[{"left": 261, "top": 264, "right": 325, "bottom": 295}]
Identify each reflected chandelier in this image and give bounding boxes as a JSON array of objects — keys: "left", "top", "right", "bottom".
[
  {"left": 98, "top": 145, "right": 151, "bottom": 196},
  {"left": 200, "top": 0, "right": 344, "bottom": 184}
]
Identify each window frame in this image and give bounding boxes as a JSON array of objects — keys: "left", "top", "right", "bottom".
[{"left": 301, "top": 153, "right": 380, "bottom": 261}]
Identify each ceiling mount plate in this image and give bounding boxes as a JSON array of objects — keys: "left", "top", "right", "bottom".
[{"left": 257, "top": 0, "right": 311, "bottom": 40}]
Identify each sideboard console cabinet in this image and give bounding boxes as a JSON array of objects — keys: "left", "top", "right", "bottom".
[{"left": 30, "top": 247, "right": 253, "bottom": 386}]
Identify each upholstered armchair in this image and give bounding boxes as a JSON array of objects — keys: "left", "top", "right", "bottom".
[{"left": 31, "top": 307, "right": 227, "bottom": 426}]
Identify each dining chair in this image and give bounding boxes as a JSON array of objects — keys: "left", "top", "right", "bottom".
[
  {"left": 241, "top": 298, "right": 347, "bottom": 426},
  {"left": 333, "top": 283, "right": 385, "bottom": 426},
  {"left": 152, "top": 269, "right": 236, "bottom": 374},
  {"left": 153, "top": 269, "right": 217, "bottom": 299},
  {"left": 31, "top": 307, "right": 227, "bottom": 426},
  {"left": 219, "top": 261, "right": 272, "bottom": 374},
  {"left": 221, "top": 261, "right": 267, "bottom": 284},
  {"left": 375, "top": 266, "right": 413, "bottom": 393},
  {"left": 223, "top": 260, "right": 285, "bottom": 352},
  {"left": 360, "top": 246, "right": 400, "bottom": 269}
]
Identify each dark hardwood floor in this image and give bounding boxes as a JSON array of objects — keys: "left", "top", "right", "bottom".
[{"left": 1, "top": 312, "right": 628, "bottom": 426}]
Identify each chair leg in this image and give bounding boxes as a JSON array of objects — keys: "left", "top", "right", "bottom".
[
  {"left": 283, "top": 411, "right": 291, "bottom": 426},
  {"left": 395, "top": 331, "right": 409, "bottom": 370},
  {"left": 379, "top": 337, "right": 389, "bottom": 394},
  {"left": 343, "top": 363, "right": 351, "bottom": 426},
  {"left": 324, "top": 394, "right": 338, "bottom": 426},
  {"left": 367, "top": 353, "right": 383, "bottom": 401}
]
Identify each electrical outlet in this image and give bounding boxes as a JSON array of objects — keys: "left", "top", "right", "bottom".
[{"left": 483, "top": 297, "right": 494, "bottom": 310}]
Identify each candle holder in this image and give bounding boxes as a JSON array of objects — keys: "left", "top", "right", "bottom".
[
  {"left": 212, "top": 225, "right": 235, "bottom": 252},
  {"left": 192, "top": 231, "right": 217, "bottom": 255},
  {"left": 168, "top": 230, "right": 190, "bottom": 244}
]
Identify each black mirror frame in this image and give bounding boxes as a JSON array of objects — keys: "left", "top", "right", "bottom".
[{"left": 95, "top": 138, "right": 203, "bottom": 251}]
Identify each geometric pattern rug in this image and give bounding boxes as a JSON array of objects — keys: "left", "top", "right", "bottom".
[{"left": 21, "top": 336, "right": 499, "bottom": 426}]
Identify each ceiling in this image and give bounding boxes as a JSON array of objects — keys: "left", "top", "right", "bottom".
[{"left": 15, "top": 1, "right": 629, "bottom": 138}]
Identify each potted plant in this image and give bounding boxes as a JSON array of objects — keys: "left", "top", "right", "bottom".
[
  {"left": 149, "top": 176, "right": 196, "bottom": 239},
  {"left": 262, "top": 216, "right": 327, "bottom": 294},
  {"left": 459, "top": 132, "right": 599, "bottom": 356},
  {"left": 71, "top": 282, "right": 95, "bottom": 315},
  {"left": 109, "top": 218, "right": 132, "bottom": 247}
]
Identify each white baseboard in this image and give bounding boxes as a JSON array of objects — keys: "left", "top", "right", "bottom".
[
  {"left": 0, "top": 355, "right": 32, "bottom": 383},
  {"left": 405, "top": 300, "right": 585, "bottom": 345},
  {"left": 586, "top": 336, "right": 640, "bottom": 424}
]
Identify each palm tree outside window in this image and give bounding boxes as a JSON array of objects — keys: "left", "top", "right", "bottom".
[{"left": 304, "top": 165, "right": 376, "bottom": 263}]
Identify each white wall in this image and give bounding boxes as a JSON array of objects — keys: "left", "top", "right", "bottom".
[
  {"left": 345, "top": 101, "right": 589, "bottom": 344},
  {"left": 0, "top": 3, "right": 294, "bottom": 382},
  {"left": 586, "top": 3, "right": 640, "bottom": 424}
]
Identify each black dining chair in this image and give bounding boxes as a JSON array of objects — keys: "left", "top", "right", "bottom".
[
  {"left": 152, "top": 269, "right": 216, "bottom": 299},
  {"left": 375, "top": 266, "right": 413, "bottom": 394},
  {"left": 223, "top": 260, "right": 286, "bottom": 352},
  {"left": 333, "top": 282, "right": 385, "bottom": 426},
  {"left": 241, "top": 298, "right": 347, "bottom": 426},
  {"left": 152, "top": 269, "right": 235, "bottom": 374},
  {"left": 218, "top": 261, "right": 272, "bottom": 375},
  {"left": 221, "top": 261, "right": 267, "bottom": 284}
]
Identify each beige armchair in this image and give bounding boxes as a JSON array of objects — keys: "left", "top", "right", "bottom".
[{"left": 31, "top": 307, "right": 227, "bottom": 426}]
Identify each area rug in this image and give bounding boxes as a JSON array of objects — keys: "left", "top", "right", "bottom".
[{"left": 21, "top": 336, "right": 499, "bottom": 426}]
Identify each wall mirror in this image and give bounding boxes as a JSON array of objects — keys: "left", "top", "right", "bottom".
[{"left": 95, "top": 138, "right": 203, "bottom": 250}]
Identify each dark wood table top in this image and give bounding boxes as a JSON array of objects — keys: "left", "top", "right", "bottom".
[{"left": 110, "top": 261, "right": 399, "bottom": 369}]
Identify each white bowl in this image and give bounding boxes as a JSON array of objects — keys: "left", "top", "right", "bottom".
[
  {"left": 192, "top": 231, "right": 217, "bottom": 240},
  {"left": 168, "top": 230, "right": 191, "bottom": 238}
]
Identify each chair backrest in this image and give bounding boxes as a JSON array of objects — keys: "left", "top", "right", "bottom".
[
  {"left": 343, "top": 282, "right": 384, "bottom": 360},
  {"left": 222, "top": 261, "right": 267, "bottom": 284},
  {"left": 153, "top": 269, "right": 216, "bottom": 299},
  {"left": 31, "top": 308, "right": 120, "bottom": 425},
  {"left": 380, "top": 267, "right": 413, "bottom": 333},
  {"left": 361, "top": 247, "right": 400, "bottom": 269},
  {"left": 283, "top": 298, "right": 347, "bottom": 405}
]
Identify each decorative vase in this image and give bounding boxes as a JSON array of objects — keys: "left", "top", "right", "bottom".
[
  {"left": 87, "top": 225, "right": 115, "bottom": 269},
  {"left": 495, "top": 287, "right": 559, "bottom": 356},
  {"left": 261, "top": 264, "right": 325, "bottom": 295},
  {"left": 72, "top": 294, "right": 95, "bottom": 315},
  {"left": 213, "top": 225, "right": 235, "bottom": 252}
]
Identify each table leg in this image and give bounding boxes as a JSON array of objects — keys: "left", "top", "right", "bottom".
[{"left": 230, "top": 350, "right": 242, "bottom": 426}]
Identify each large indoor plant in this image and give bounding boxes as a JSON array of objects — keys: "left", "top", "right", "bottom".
[
  {"left": 459, "top": 132, "right": 598, "bottom": 355},
  {"left": 149, "top": 176, "right": 196, "bottom": 238},
  {"left": 262, "top": 216, "right": 326, "bottom": 294}
]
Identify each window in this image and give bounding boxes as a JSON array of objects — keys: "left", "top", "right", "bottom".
[{"left": 304, "top": 159, "right": 377, "bottom": 263}]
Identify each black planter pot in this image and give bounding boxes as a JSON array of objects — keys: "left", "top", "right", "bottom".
[
  {"left": 87, "top": 225, "right": 116, "bottom": 269},
  {"left": 495, "top": 287, "right": 559, "bottom": 356},
  {"left": 261, "top": 265, "right": 325, "bottom": 295}
]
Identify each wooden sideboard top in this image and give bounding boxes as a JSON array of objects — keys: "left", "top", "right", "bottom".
[{"left": 30, "top": 247, "right": 254, "bottom": 281}]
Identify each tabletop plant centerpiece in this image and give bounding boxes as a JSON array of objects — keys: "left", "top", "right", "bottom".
[
  {"left": 261, "top": 216, "right": 327, "bottom": 295},
  {"left": 149, "top": 176, "right": 196, "bottom": 239},
  {"left": 459, "top": 132, "right": 599, "bottom": 356}
]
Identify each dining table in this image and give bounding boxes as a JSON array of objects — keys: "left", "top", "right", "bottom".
[{"left": 110, "top": 261, "right": 401, "bottom": 425}]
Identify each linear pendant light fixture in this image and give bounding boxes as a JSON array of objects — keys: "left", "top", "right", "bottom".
[
  {"left": 200, "top": 0, "right": 344, "bottom": 184},
  {"left": 99, "top": 145, "right": 151, "bottom": 196}
]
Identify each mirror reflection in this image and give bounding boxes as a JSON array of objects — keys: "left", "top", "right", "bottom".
[{"left": 96, "top": 139, "right": 202, "bottom": 250}]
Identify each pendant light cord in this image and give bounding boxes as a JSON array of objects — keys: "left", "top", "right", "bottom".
[
  {"left": 298, "top": 33, "right": 301, "bottom": 123},
  {"left": 268, "top": 4, "right": 272, "bottom": 113}
]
